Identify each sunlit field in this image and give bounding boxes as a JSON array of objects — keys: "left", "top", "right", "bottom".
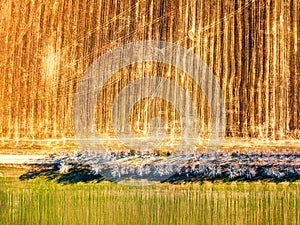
[{"left": 0, "top": 0, "right": 299, "bottom": 144}]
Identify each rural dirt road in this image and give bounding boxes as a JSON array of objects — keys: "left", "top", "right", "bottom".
[{"left": 0, "top": 155, "right": 48, "bottom": 164}]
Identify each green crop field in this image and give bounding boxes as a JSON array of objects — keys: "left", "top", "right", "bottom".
[{"left": 0, "top": 169, "right": 299, "bottom": 225}]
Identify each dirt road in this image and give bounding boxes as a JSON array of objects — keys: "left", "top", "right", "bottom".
[{"left": 0, "top": 155, "right": 48, "bottom": 164}]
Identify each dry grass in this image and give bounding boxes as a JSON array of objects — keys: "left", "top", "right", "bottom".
[
  {"left": 0, "top": 0, "right": 299, "bottom": 142},
  {"left": 0, "top": 137, "right": 299, "bottom": 155}
]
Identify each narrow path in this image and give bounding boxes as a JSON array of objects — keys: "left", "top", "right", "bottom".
[{"left": 0, "top": 155, "right": 48, "bottom": 164}]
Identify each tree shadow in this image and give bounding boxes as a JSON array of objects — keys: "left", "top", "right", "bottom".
[
  {"left": 19, "top": 167, "right": 298, "bottom": 185},
  {"left": 18, "top": 163, "right": 299, "bottom": 185},
  {"left": 19, "top": 165, "right": 105, "bottom": 184},
  {"left": 164, "top": 172, "right": 300, "bottom": 184}
]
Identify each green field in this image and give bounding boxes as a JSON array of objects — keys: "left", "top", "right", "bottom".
[{"left": 0, "top": 169, "right": 299, "bottom": 225}]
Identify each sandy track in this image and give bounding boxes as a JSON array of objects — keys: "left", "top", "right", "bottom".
[{"left": 0, "top": 155, "right": 48, "bottom": 164}]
